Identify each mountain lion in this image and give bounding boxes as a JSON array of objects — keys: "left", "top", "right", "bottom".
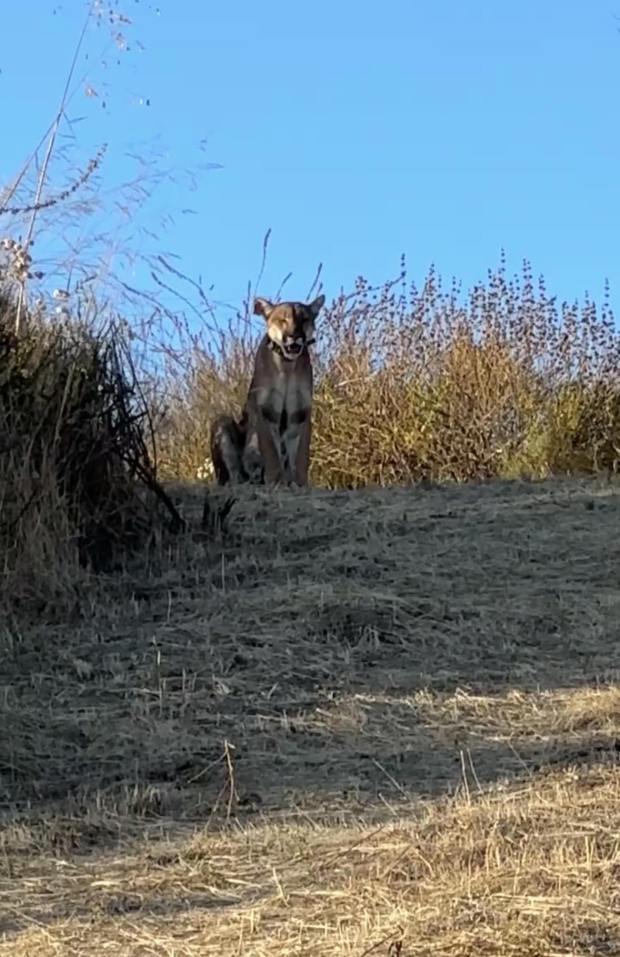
[{"left": 210, "top": 294, "right": 325, "bottom": 487}]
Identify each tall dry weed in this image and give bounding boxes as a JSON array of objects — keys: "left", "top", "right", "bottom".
[
  {"left": 156, "top": 256, "right": 620, "bottom": 488},
  {"left": 0, "top": 289, "right": 181, "bottom": 619}
]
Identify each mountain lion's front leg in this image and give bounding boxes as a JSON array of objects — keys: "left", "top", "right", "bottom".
[{"left": 257, "top": 408, "right": 284, "bottom": 485}]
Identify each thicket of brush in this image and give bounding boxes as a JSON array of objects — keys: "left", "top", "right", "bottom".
[
  {"left": 0, "top": 289, "right": 182, "bottom": 618},
  {"left": 156, "top": 257, "right": 620, "bottom": 488},
  {"left": 2, "top": 251, "right": 618, "bottom": 617}
]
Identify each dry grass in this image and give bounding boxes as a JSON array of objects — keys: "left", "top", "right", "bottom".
[
  {"left": 154, "top": 260, "right": 620, "bottom": 488},
  {"left": 2, "top": 474, "right": 620, "bottom": 955},
  {"left": 0, "top": 290, "right": 184, "bottom": 618}
]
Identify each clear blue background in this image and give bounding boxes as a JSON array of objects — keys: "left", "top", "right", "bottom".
[{"left": 2, "top": 1, "right": 620, "bottom": 318}]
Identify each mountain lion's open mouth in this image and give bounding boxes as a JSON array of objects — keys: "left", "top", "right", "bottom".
[{"left": 281, "top": 339, "right": 304, "bottom": 359}]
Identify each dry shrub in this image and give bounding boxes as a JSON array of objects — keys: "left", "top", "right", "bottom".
[
  {"left": 154, "top": 312, "right": 259, "bottom": 479},
  {"left": 311, "top": 261, "right": 620, "bottom": 487},
  {"left": 155, "top": 257, "right": 620, "bottom": 488},
  {"left": 0, "top": 289, "right": 181, "bottom": 618}
]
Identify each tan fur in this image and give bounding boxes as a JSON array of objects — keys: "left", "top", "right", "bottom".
[{"left": 209, "top": 294, "right": 325, "bottom": 487}]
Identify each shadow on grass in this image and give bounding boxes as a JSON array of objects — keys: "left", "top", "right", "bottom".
[{"left": 2, "top": 476, "right": 620, "bottom": 864}]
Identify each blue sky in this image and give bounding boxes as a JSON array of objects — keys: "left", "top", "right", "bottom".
[{"left": 2, "top": 1, "right": 620, "bottom": 322}]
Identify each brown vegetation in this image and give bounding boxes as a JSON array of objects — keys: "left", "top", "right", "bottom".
[
  {"left": 2, "top": 476, "right": 620, "bottom": 955},
  {"left": 0, "top": 290, "right": 183, "bottom": 619},
  {"left": 156, "top": 258, "right": 620, "bottom": 488}
]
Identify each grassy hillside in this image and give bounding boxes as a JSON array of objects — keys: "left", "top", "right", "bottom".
[{"left": 3, "top": 475, "right": 620, "bottom": 955}]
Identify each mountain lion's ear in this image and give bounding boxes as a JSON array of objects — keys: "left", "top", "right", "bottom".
[
  {"left": 253, "top": 297, "right": 275, "bottom": 320},
  {"left": 307, "top": 294, "right": 325, "bottom": 318}
]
